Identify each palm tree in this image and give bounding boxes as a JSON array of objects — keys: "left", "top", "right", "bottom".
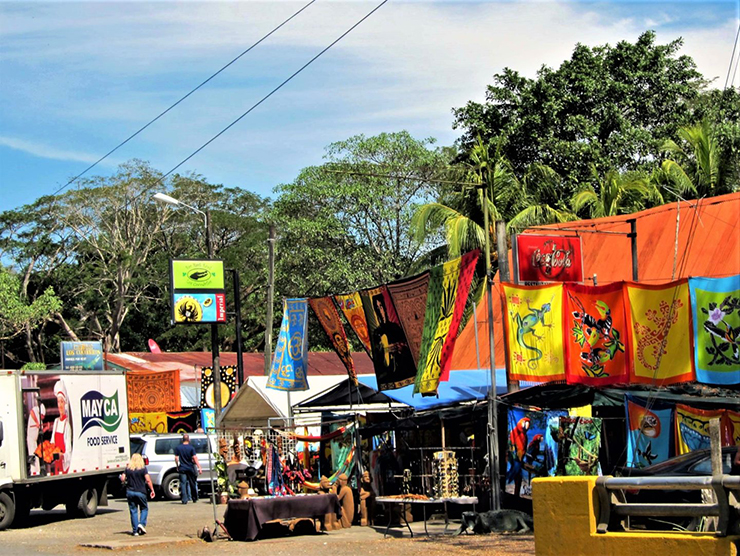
[{"left": 571, "top": 169, "right": 658, "bottom": 218}]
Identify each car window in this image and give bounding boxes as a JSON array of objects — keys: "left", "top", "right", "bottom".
[
  {"left": 191, "top": 438, "right": 209, "bottom": 454},
  {"left": 130, "top": 438, "right": 145, "bottom": 454},
  {"left": 155, "top": 438, "right": 182, "bottom": 455}
]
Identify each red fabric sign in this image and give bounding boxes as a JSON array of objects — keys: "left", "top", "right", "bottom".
[{"left": 516, "top": 235, "right": 583, "bottom": 283}]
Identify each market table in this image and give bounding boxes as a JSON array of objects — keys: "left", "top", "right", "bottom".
[
  {"left": 223, "top": 493, "right": 341, "bottom": 541},
  {"left": 376, "top": 496, "right": 478, "bottom": 538}
]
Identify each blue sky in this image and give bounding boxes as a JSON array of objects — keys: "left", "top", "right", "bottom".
[{"left": 1, "top": 1, "right": 738, "bottom": 212}]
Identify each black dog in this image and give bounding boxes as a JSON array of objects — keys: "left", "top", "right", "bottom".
[{"left": 453, "top": 510, "right": 534, "bottom": 535}]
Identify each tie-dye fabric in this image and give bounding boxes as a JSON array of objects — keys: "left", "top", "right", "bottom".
[{"left": 625, "top": 395, "right": 673, "bottom": 468}]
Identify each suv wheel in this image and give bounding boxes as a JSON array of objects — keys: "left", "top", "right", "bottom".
[{"left": 162, "top": 473, "right": 180, "bottom": 501}]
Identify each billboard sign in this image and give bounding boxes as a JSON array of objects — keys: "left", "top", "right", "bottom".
[
  {"left": 515, "top": 234, "right": 584, "bottom": 283},
  {"left": 60, "top": 341, "right": 104, "bottom": 371},
  {"left": 172, "top": 292, "right": 227, "bottom": 324},
  {"left": 170, "top": 259, "right": 226, "bottom": 325}
]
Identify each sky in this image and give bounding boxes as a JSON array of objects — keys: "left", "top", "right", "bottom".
[{"left": 1, "top": 0, "right": 738, "bottom": 212}]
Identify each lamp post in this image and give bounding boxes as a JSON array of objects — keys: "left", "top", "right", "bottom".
[{"left": 154, "top": 193, "right": 223, "bottom": 418}]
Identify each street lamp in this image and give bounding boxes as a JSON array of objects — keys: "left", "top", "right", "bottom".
[{"left": 154, "top": 192, "right": 223, "bottom": 418}]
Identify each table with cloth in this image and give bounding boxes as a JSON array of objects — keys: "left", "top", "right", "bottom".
[
  {"left": 223, "top": 493, "right": 342, "bottom": 541},
  {"left": 376, "top": 496, "right": 478, "bottom": 537}
]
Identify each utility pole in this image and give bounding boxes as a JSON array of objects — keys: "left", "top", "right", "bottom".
[
  {"left": 230, "top": 269, "right": 244, "bottom": 387},
  {"left": 206, "top": 211, "right": 222, "bottom": 419},
  {"left": 628, "top": 218, "right": 638, "bottom": 281},
  {"left": 496, "top": 220, "right": 518, "bottom": 393},
  {"left": 264, "top": 225, "right": 276, "bottom": 375}
]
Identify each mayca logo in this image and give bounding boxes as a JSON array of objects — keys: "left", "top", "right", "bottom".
[{"left": 79, "top": 391, "right": 122, "bottom": 434}]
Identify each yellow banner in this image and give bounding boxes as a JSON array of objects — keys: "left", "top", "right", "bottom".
[{"left": 503, "top": 283, "right": 565, "bottom": 382}]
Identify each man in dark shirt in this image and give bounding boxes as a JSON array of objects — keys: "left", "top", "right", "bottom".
[{"left": 174, "top": 434, "right": 202, "bottom": 504}]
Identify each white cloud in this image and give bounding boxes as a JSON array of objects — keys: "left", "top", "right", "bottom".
[{"left": 0, "top": 136, "right": 98, "bottom": 164}]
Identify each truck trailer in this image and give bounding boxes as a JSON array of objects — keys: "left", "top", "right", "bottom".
[{"left": 0, "top": 370, "right": 130, "bottom": 530}]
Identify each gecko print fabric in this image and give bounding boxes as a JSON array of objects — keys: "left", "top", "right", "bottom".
[
  {"left": 674, "top": 404, "right": 724, "bottom": 455},
  {"left": 564, "top": 282, "right": 629, "bottom": 386},
  {"left": 625, "top": 280, "right": 694, "bottom": 385},
  {"left": 334, "top": 292, "right": 372, "bottom": 355},
  {"left": 267, "top": 299, "right": 309, "bottom": 391},
  {"left": 503, "top": 283, "right": 566, "bottom": 383},
  {"left": 688, "top": 275, "right": 740, "bottom": 386},
  {"left": 309, "top": 297, "right": 357, "bottom": 385},
  {"left": 625, "top": 395, "right": 673, "bottom": 468}
]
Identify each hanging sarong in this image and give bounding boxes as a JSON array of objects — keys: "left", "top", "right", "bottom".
[
  {"left": 127, "top": 370, "right": 181, "bottom": 413},
  {"left": 309, "top": 297, "right": 357, "bottom": 385},
  {"left": 166, "top": 411, "right": 198, "bottom": 434},
  {"left": 129, "top": 412, "right": 168, "bottom": 434},
  {"left": 200, "top": 365, "right": 238, "bottom": 408},
  {"left": 556, "top": 416, "right": 602, "bottom": 476},
  {"left": 624, "top": 395, "right": 673, "bottom": 468},
  {"left": 675, "top": 404, "right": 724, "bottom": 455},
  {"left": 688, "top": 275, "right": 740, "bottom": 386},
  {"left": 387, "top": 271, "right": 430, "bottom": 366},
  {"left": 334, "top": 292, "right": 372, "bottom": 355},
  {"left": 267, "top": 298, "right": 309, "bottom": 391}
]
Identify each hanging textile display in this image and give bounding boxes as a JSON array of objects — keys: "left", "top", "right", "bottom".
[
  {"left": 129, "top": 412, "right": 167, "bottom": 434},
  {"left": 272, "top": 423, "right": 354, "bottom": 442},
  {"left": 200, "top": 408, "right": 215, "bottom": 432},
  {"left": 309, "top": 297, "right": 357, "bottom": 385},
  {"left": 266, "top": 442, "right": 289, "bottom": 495},
  {"left": 386, "top": 271, "right": 430, "bottom": 366},
  {"left": 414, "top": 251, "right": 479, "bottom": 395},
  {"left": 625, "top": 395, "right": 673, "bottom": 468},
  {"left": 267, "top": 298, "right": 309, "bottom": 391},
  {"left": 361, "top": 286, "right": 416, "bottom": 390},
  {"left": 625, "top": 280, "right": 694, "bottom": 385},
  {"left": 126, "top": 370, "right": 181, "bottom": 413},
  {"left": 675, "top": 404, "right": 724, "bottom": 455},
  {"left": 688, "top": 275, "right": 740, "bottom": 386},
  {"left": 503, "top": 283, "right": 566, "bottom": 383},
  {"left": 506, "top": 407, "right": 565, "bottom": 497},
  {"left": 723, "top": 410, "right": 740, "bottom": 446},
  {"left": 166, "top": 410, "right": 199, "bottom": 434},
  {"left": 564, "top": 282, "right": 629, "bottom": 386},
  {"left": 200, "top": 365, "right": 238, "bottom": 408},
  {"left": 556, "top": 416, "right": 602, "bottom": 476},
  {"left": 334, "top": 292, "right": 372, "bottom": 355},
  {"left": 544, "top": 415, "right": 561, "bottom": 477}
]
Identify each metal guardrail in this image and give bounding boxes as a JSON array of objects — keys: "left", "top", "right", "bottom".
[{"left": 595, "top": 475, "right": 740, "bottom": 537}]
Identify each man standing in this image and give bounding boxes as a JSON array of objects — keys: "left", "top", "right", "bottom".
[{"left": 174, "top": 434, "right": 202, "bottom": 504}]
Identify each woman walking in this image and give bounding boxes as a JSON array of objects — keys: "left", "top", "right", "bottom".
[{"left": 121, "top": 453, "right": 155, "bottom": 536}]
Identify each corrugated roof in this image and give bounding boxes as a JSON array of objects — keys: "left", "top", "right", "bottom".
[{"left": 450, "top": 192, "right": 740, "bottom": 373}]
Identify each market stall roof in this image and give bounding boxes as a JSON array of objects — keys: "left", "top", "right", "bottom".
[
  {"left": 449, "top": 192, "right": 740, "bottom": 376},
  {"left": 295, "top": 376, "right": 405, "bottom": 412}
]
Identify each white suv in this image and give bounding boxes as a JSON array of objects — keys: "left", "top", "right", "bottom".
[{"left": 130, "top": 433, "right": 217, "bottom": 500}]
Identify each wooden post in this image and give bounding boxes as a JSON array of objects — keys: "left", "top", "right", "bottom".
[
  {"left": 710, "top": 418, "right": 722, "bottom": 477},
  {"left": 264, "top": 225, "right": 276, "bottom": 375},
  {"left": 496, "top": 220, "right": 518, "bottom": 393}
]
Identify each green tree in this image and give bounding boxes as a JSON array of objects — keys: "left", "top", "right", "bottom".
[
  {"left": 571, "top": 169, "right": 658, "bottom": 218},
  {"left": 452, "top": 32, "right": 705, "bottom": 191}
]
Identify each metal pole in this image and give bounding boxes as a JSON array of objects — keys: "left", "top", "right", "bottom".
[
  {"left": 264, "top": 225, "right": 276, "bottom": 375},
  {"left": 206, "top": 211, "right": 222, "bottom": 419},
  {"left": 496, "top": 220, "right": 518, "bottom": 393},
  {"left": 231, "top": 269, "right": 244, "bottom": 387},
  {"left": 483, "top": 185, "right": 501, "bottom": 512},
  {"left": 628, "top": 218, "right": 638, "bottom": 281}
]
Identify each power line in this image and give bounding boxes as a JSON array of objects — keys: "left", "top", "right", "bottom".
[
  {"left": 725, "top": 19, "right": 740, "bottom": 90},
  {"left": 49, "top": 0, "right": 320, "bottom": 197}
]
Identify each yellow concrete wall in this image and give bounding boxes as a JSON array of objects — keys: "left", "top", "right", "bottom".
[{"left": 532, "top": 476, "right": 739, "bottom": 556}]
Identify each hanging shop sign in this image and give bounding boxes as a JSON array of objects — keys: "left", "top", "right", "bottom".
[
  {"left": 515, "top": 234, "right": 583, "bottom": 283},
  {"left": 60, "top": 341, "right": 105, "bottom": 371},
  {"left": 170, "top": 259, "right": 226, "bottom": 324}
]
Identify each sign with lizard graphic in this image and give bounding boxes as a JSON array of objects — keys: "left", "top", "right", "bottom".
[{"left": 503, "top": 283, "right": 565, "bottom": 382}]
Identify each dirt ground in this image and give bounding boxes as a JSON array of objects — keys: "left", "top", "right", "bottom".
[{"left": 0, "top": 497, "right": 536, "bottom": 556}]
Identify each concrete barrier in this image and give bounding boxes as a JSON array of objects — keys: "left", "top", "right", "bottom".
[{"left": 532, "top": 476, "right": 739, "bottom": 556}]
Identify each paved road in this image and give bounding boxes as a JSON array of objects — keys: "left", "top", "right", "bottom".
[{"left": 0, "top": 497, "right": 535, "bottom": 556}]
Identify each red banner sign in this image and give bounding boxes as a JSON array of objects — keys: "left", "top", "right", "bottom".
[{"left": 515, "top": 235, "right": 583, "bottom": 283}]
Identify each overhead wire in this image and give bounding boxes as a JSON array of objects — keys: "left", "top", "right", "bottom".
[
  {"left": 724, "top": 18, "right": 740, "bottom": 90},
  {"left": 49, "top": 0, "right": 320, "bottom": 197}
]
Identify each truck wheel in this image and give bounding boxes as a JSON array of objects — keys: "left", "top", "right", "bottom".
[
  {"left": 66, "top": 487, "right": 98, "bottom": 518},
  {"left": 0, "top": 492, "right": 15, "bottom": 531},
  {"left": 162, "top": 474, "right": 180, "bottom": 501}
]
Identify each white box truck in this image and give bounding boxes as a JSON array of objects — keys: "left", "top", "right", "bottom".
[{"left": 0, "top": 370, "right": 130, "bottom": 530}]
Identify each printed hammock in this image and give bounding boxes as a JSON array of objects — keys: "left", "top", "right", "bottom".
[{"left": 272, "top": 423, "right": 354, "bottom": 442}]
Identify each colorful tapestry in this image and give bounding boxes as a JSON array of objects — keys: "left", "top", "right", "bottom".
[
  {"left": 625, "top": 395, "right": 673, "bottom": 468},
  {"left": 200, "top": 365, "right": 238, "bottom": 409},
  {"left": 723, "top": 411, "right": 740, "bottom": 446},
  {"left": 166, "top": 411, "right": 199, "bottom": 434},
  {"left": 556, "top": 416, "right": 602, "bottom": 476},
  {"left": 544, "top": 415, "right": 562, "bottom": 477},
  {"left": 625, "top": 280, "right": 694, "bottom": 384},
  {"left": 688, "top": 275, "right": 740, "bottom": 385},
  {"left": 503, "top": 283, "right": 566, "bottom": 382},
  {"left": 564, "top": 282, "right": 629, "bottom": 386},
  {"left": 267, "top": 298, "right": 309, "bottom": 391},
  {"left": 506, "top": 407, "right": 566, "bottom": 498},
  {"left": 334, "top": 292, "right": 372, "bottom": 355},
  {"left": 675, "top": 404, "right": 724, "bottom": 455},
  {"left": 387, "top": 271, "right": 430, "bottom": 366},
  {"left": 309, "top": 297, "right": 357, "bottom": 385},
  {"left": 126, "top": 370, "right": 181, "bottom": 413},
  {"left": 129, "top": 412, "right": 167, "bottom": 433},
  {"left": 414, "top": 251, "right": 479, "bottom": 395},
  {"left": 201, "top": 408, "right": 216, "bottom": 432},
  {"left": 361, "top": 286, "right": 416, "bottom": 390}
]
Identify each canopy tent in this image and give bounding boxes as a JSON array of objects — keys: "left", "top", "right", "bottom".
[{"left": 295, "top": 376, "right": 406, "bottom": 412}]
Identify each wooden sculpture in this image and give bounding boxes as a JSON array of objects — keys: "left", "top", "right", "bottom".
[
  {"left": 336, "top": 473, "right": 354, "bottom": 529},
  {"left": 359, "top": 470, "right": 375, "bottom": 526}
]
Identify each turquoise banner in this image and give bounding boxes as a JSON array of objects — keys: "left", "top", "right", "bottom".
[{"left": 267, "top": 299, "right": 309, "bottom": 391}]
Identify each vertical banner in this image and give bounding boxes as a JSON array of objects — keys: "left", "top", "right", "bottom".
[
  {"left": 625, "top": 395, "right": 673, "bottom": 468},
  {"left": 334, "top": 292, "right": 372, "bottom": 355},
  {"left": 674, "top": 404, "right": 724, "bottom": 455},
  {"left": 386, "top": 271, "right": 430, "bottom": 366},
  {"left": 309, "top": 297, "right": 357, "bottom": 386},
  {"left": 503, "top": 283, "right": 566, "bottom": 383},
  {"left": 564, "top": 282, "right": 629, "bottom": 386},
  {"left": 414, "top": 251, "right": 478, "bottom": 395},
  {"left": 625, "top": 280, "right": 695, "bottom": 385},
  {"left": 361, "top": 286, "right": 416, "bottom": 390},
  {"left": 267, "top": 299, "right": 309, "bottom": 391},
  {"left": 688, "top": 275, "right": 740, "bottom": 386}
]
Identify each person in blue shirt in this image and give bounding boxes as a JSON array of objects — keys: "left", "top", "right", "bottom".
[
  {"left": 121, "top": 453, "right": 155, "bottom": 536},
  {"left": 174, "top": 434, "right": 202, "bottom": 504}
]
